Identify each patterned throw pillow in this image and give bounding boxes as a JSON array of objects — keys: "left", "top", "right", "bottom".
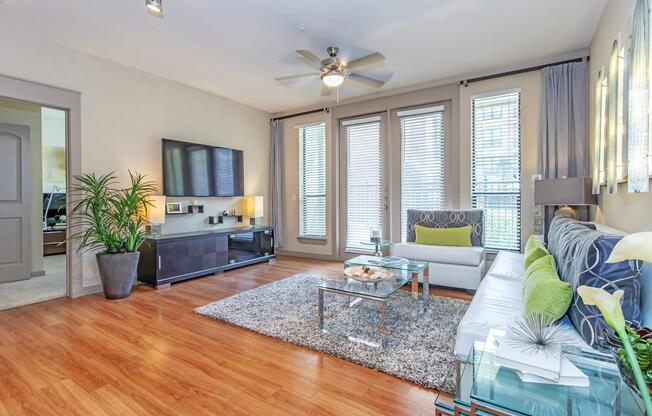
[{"left": 547, "top": 216, "right": 642, "bottom": 350}]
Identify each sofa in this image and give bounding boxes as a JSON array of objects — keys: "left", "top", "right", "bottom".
[
  {"left": 391, "top": 209, "right": 486, "bottom": 291},
  {"left": 454, "top": 218, "right": 652, "bottom": 361}
]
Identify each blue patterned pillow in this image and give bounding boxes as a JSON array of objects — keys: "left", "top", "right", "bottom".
[{"left": 547, "top": 216, "right": 642, "bottom": 350}]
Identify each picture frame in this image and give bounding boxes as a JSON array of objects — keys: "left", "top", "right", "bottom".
[{"left": 166, "top": 202, "right": 183, "bottom": 214}]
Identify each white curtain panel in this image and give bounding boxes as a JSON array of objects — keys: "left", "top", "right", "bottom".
[
  {"left": 628, "top": 0, "right": 650, "bottom": 193},
  {"left": 606, "top": 40, "right": 621, "bottom": 194},
  {"left": 593, "top": 70, "right": 605, "bottom": 194}
]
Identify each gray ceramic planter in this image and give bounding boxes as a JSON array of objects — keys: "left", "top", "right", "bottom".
[{"left": 96, "top": 252, "right": 140, "bottom": 299}]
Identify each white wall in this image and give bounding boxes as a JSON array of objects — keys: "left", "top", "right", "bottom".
[
  {"left": 0, "top": 99, "right": 43, "bottom": 275},
  {"left": 590, "top": 0, "right": 652, "bottom": 233},
  {"left": 0, "top": 38, "right": 270, "bottom": 288}
]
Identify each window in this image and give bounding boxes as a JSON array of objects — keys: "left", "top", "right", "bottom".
[
  {"left": 399, "top": 105, "right": 446, "bottom": 241},
  {"left": 593, "top": 69, "right": 608, "bottom": 194},
  {"left": 298, "top": 122, "right": 326, "bottom": 238},
  {"left": 471, "top": 91, "right": 521, "bottom": 251},
  {"left": 343, "top": 116, "right": 383, "bottom": 253}
]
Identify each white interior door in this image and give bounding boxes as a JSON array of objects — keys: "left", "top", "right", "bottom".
[
  {"left": 0, "top": 123, "right": 31, "bottom": 283},
  {"left": 340, "top": 114, "right": 388, "bottom": 257}
]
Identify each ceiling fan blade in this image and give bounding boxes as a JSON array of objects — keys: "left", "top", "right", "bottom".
[
  {"left": 321, "top": 84, "right": 333, "bottom": 96},
  {"left": 275, "top": 73, "right": 319, "bottom": 82},
  {"left": 347, "top": 52, "right": 385, "bottom": 70},
  {"left": 347, "top": 73, "right": 385, "bottom": 88},
  {"left": 296, "top": 49, "right": 323, "bottom": 69}
]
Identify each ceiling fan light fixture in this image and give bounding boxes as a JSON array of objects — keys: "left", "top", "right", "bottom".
[
  {"left": 321, "top": 71, "right": 345, "bottom": 87},
  {"left": 146, "top": 0, "right": 162, "bottom": 14}
]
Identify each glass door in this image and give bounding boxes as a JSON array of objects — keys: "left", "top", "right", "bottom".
[{"left": 339, "top": 114, "right": 388, "bottom": 256}]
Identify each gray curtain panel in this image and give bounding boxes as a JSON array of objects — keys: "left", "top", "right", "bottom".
[
  {"left": 269, "top": 119, "right": 284, "bottom": 248},
  {"left": 539, "top": 62, "right": 590, "bottom": 235}
]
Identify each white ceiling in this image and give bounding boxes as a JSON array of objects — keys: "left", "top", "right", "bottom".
[{"left": 0, "top": 0, "right": 606, "bottom": 113}]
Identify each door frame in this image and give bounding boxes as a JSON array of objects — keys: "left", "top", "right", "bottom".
[{"left": 0, "top": 74, "right": 89, "bottom": 297}]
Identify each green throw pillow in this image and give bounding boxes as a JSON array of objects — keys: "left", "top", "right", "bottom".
[
  {"left": 414, "top": 224, "right": 472, "bottom": 247},
  {"left": 523, "top": 255, "right": 572, "bottom": 321},
  {"left": 524, "top": 234, "right": 549, "bottom": 270}
]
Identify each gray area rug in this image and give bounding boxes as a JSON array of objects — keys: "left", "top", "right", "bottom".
[{"left": 195, "top": 274, "right": 469, "bottom": 393}]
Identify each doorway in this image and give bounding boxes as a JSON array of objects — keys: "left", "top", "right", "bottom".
[{"left": 0, "top": 98, "right": 68, "bottom": 310}]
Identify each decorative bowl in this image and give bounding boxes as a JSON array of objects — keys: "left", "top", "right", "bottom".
[{"left": 344, "top": 266, "right": 393, "bottom": 283}]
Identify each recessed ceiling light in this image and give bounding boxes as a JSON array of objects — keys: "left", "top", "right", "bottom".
[{"left": 146, "top": 0, "right": 162, "bottom": 14}]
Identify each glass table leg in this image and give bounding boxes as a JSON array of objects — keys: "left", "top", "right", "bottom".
[{"left": 317, "top": 288, "right": 324, "bottom": 330}]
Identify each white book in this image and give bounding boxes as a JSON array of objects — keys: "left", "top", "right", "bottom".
[
  {"left": 516, "top": 357, "right": 590, "bottom": 387},
  {"left": 494, "top": 333, "right": 562, "bottom": 381}
]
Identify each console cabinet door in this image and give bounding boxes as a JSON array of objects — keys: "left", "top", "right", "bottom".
[{"left": 157, "top": 236, "right": 222, "bottom": 280}]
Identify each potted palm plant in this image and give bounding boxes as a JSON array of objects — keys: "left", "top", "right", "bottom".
[{"left": 69, "top": 171, "right": 157, "bottom": 299}]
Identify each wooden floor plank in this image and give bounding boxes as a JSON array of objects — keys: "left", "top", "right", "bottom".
[{"left": 0, "top": 255, "right": 470, "bottom": 415}]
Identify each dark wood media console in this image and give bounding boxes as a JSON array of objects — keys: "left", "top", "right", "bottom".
[{"left": 137, "top": 226, "right": 275, "bottom": 289}]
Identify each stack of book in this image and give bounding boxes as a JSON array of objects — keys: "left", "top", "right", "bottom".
[{"left": 494, "top": 330, "right": 589, "bottom": 387}]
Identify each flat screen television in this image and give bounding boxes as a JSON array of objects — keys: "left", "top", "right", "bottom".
[{"left": 162, "top": 138, "right": 244, "bottom": 197}]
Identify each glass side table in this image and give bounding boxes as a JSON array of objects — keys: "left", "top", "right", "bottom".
[
  {"left": 359, "top": 240, "right": 392, "bottom": 256},
  {"left": 435, "top": 330, "right": 645, "bottom": 416}
]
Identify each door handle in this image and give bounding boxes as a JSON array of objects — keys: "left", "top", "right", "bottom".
[{"left": 158, "top": 255, "right": 161, "bottom": 270}]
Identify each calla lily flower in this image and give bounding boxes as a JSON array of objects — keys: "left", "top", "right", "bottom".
[
  {"left": 577, "top": 286, "right": 625, "bottom": 330},
  {"left": 578, "top": 285, "right": 652, "bottom": 414},
  {"left": 606, "top": 232, "right": 652, "bottom": 263}
]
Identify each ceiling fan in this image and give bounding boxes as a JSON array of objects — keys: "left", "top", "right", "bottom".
[{"left": 275, "top": 46, "right": 388, "bottom": 96}]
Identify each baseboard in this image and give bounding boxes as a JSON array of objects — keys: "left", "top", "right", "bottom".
[
  {"left": 72, "top": 283, "right": 103, "bottom": 298},
  {"left": 30, "top": 270, "right": 46, "bottom": 278},
  {"left": 276, "top": 249, "right": 339, "bottom": 262}
]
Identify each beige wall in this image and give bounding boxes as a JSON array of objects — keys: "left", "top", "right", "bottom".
[
  {"left": 41, "top": 107, "right": 67, "bottom": 193},
  {"left": 0, "top": 37, "right": 270, "bottom": 288},
  {"left": 590, "top": 0, "right": 652, "bottom": 233},
  {"left": 0, "top": 99, "right": 43, "bottom": 275},
  {"left": 279, "top": 74, "right": 542, "bottom": 257},
  {"left": 459, "top": 72, "right": 542, "bottom": 250}
]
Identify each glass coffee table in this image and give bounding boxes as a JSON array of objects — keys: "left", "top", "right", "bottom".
[
  {"left": 435, "top": 330, "right": 645, "bottom": 415},
  {"left": 317, "top": 255, "right": 429, "bottom": 347},
  {"left": 344, "top": 255, "right": 430, "bottom": 303}
]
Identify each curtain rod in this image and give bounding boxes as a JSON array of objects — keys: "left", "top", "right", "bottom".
[
  {"left": 271, "top": 107, "right": 330, "bottom": 122},
  {"left": 460, "top": 56, "right": 589, "bottom": 86}
]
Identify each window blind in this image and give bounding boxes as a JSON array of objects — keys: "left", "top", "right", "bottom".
[
  {"left": 344, "top": 117, "right": 383, "bottom": 253},
  {"left": 399, "top": 106, "right": 446, "bottom": 241},
  {"left": 471, "top": 91, "right": 521, "bottom": 251},
  {"left": 298, "top": 122, "right": 326, "bottom": 238}
]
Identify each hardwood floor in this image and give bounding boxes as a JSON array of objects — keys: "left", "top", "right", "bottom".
[{"left": 0, "top": 255, "right": 471, "bottom": 416}]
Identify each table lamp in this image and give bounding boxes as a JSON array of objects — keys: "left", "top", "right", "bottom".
[
  {"left": 147, "top": 195, "right": 166, "bottom": 236},
  {"left": 534, "top": 177, "right": 597, "bottom": 218},
  {"left": 246, "top": 195, "right": 264, "bottom": 227},
  {"left": 534, "top": 177, "right": 597, "bottom": 240}
]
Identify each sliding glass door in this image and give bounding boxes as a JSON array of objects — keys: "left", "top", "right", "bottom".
[{"left": 340, "top": 115, "right": 387, "bottom": 255}]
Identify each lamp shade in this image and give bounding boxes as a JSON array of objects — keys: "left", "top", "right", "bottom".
[
  {"left": 246, "top": 196, "right": 264, "bottom": 219},
  {"left": 148, "top": 195, "right": 166, "bottom": 225},
  {"left": 534, "top": 177, "right": 597, "bottom": 206}
]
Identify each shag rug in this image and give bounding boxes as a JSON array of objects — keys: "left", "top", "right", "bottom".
[{"left": 195, "top": 274, "right": 470, "bottom": 393}]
